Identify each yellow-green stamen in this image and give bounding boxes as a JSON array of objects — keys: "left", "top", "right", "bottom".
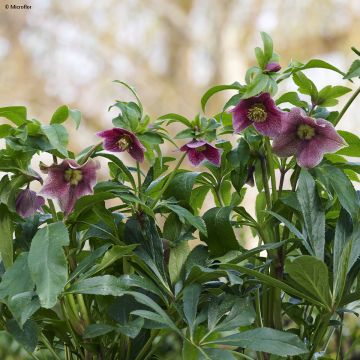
[
  {"left": 195, "top": 145, "right": 207, "bottom": 152},
  {"left": 297, "top": 124, "right": 315, "bottom": 140},
  {"left": 64, "top": 169, "right": 83, "bottom": 185},
  {"left": 247, "top": 103, "right": 267, "bottom": 122},
  {"left": 117, "top": 136, "right": 132, "bottom": 151}
]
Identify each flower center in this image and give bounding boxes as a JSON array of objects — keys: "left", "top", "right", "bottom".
[
  {"left": 297, "top": 124, "right": 316, "bottom": 140},
  {"left": 247, "top": 103, "right": 267, "bottom": 122},
  {"left": 117, "top": 135, "right": 132, "bottom": 150},
  {"left": 195, "top": 145, "right": 207, "bottom": 152},
  {"left": 64, "top": 169, "right": 83, "bottom": 186}
]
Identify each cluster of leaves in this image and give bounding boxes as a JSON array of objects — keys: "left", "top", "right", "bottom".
[{"left": 0, "top": 33, "right": 359, "bottom": 360}]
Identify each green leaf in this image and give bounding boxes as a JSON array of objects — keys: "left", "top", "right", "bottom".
[
  {"left": 69, "top": 109, "right": 81, "bottom": 129},
  {"left": 220, "top": 263, "right": 326, "bottom": 308},
  {"left": 83, "top": 324, "right": 116, "bottom": 339},
  {"left": 96, "top": 152, "right": 136, "bottom": 189},
  {"left": 6, "top": 319, "right": 38, "bottom": 353},
  {"left": 0, "top": 124, "right": 13, "bottom": 138},
  {"left": 300, "top": 59, "right": 346, "bottom": 76},
  {"left": 113, "top": 80, "right": 143, "bottom": 117},
  {"left": 0, "top": 106, "right": 27, "bottom": 126},
  {"left": 293, "top": 71, "right": 318, "bottom": 102},
  {"left": 183, "top": 283, "right": 201, "bottom": 338},
  {"left": 276, "top": 92, "right": 308, "bottom": 108},
  {"left": 158, "top": 113, "right": 192, "bottom": 127},
  {"left": 242, "top": 73, "right": 269, "bottom": 99},
  {"left": 200, "top": 207, "right": 240, "bottom": 257},
  {"left": 50, "top": 105, "right": 69, "bottom": 125},
  {"left": 344, "top": 59, "right": 360, "bottom": 79},
  {"left": 336, "top": 130, "right": 360, "bottom": 157},
  {"left": 28, "top": 222, "right": 70, "bottom": 308},
  {"left": 0, "top": 252, "right": 39, "bottom": 326},
  {"left": 169, "top": 241, "right": 190, "bottom": 284},
  {"left": 0, "top": 205, "right": 13, "bottom": 269},
  {"left": 41, "top": 124, "right": 69, "bottom": 157},
  {"left": 164, "top": 171, "right": 201, "bottom": 203},
  {"left": 261, "top": 32, "right": 273, "bottom": 63},
  {"left": 317, "top": 85, "right": 352, "bottom": 107},
  {"left": 68, "top": 275, "right": 127, "bottom": 296},
  {"left": 315, "top": 164, "right": 359, "bottom": 220},
  {"left": 201, "top": 84, "right": 241, "bottom": 112},
  {"left": 209, "top": 328, "right": 308, "bottom": 356},
  {"left": 297, "top": 170, "right": 325, "bottom": 259},
  {"left": 162, "top": 203, "right": 207, "bottom": 236},
  {"left": 285, "top": 255, "right": 332, "bottom": 307}
]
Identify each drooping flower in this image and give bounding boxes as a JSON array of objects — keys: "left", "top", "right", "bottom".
[
  {"left": 15, "top": 188, "right": 45, "bottom": 218},
  {"left": 272, "top": 107, "right": 346, "bottom": 168},
  {"left": 97, "top": 128, "right": 145, "bottom": 162},
  {"left": 180, "top": 140, "right": 221, "bottom": 167},
  {"left": 230, "top": 93, "right": 284, "bottom": 137},
  {"left": 265, "top": 62, "right": 281, "bottom": 72},
  {"left": 40, "top": 159, "right": 100, "bottom": 215}
]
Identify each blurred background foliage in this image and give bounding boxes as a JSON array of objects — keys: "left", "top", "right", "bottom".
[{"left": 0, "top": 0, "right": 360, "bottom": 358}]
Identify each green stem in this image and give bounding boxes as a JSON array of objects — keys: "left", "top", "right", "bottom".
[
  {"left": 40, "top": 333, "right": 62, "bottom": 360},
  {"left": 78, "top": 142, "right": 102, "bottom": 165},
  {"left": 264, "top": 138, "right": 277, "bottom": 203},
  {"left": 76, "top": 294, "right": 90, "bottom": 326},
  {"left": 136, "top": 161, "right": 142, "bottom": 199},
  {"left": 48, "top": 199, "right": 58, "bottom": 222},
  {"left": 259, "top": 154, "right": 272, "bottom": 209},
  {"left": 336, "top": 314, "right": 344, "bottom": 360},
  {"left": 151, "top": 153, "right": 186, "bottom": 208},
  {"left": 134, "top": 330, "right": 160, "bottom": 360},
  {"left": 229, "top": 350, "right": 255, "bottom": 360},
  {"left": 334, "top": 85, "right": 360, "bottom": 126}
]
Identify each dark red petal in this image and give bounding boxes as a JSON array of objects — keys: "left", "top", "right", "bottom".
[
  {"left": 230, "top": 104, "right": 252, "bottom": 133},
  {"left": 184, "top": 140, "right": 207, "bottom": 149},
  {"left": 187, "top": 149, "right": 206, "bottom": 166},
  {"left": 204, "top": 145, "right": 221, "bottom": 166}
]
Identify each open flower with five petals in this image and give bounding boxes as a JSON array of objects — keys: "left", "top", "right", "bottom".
[
  {"left": 230, "top": 92, "right": 284, "bottom": 137},
  {"left": 40, "top": 159, "right": 100, "bottom": 216},
  {"left": 272, "top": 107, "right": 346, "bottom": 168},
  {"left": 97, "top": 128, "right": 145, "bottom": 162},
  {"left": 180, "top": 140, "right": 221, "bottom": 167}
]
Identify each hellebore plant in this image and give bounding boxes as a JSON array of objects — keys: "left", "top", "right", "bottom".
[{"left": 0, "top": 33, "right": 360, "bottom": 360}]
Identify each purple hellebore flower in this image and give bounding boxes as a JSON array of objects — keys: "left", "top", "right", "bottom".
[
  {"left": 230, "top": 93, "right": 284, "bottom": 137},
  {"left": 15, "top": 188, "right": 45, "bottom": 218},
  {"left": 40, "top": 159, "right": 100, "bottom": 215},
  {"left": 265, "top": 62, "right": 281, "bottom": 72},
  {"left": 272, "top": 107, "right": 346, "bottom": 168},
  {"left": 97, "top": 128, "right": 145, "bottom": 162},
  {"left": 180, "top": 140, "right": 221, "bottom": 167}
]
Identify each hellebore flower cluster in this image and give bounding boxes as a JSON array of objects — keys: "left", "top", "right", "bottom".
[
  {"left": 40, "top": 159, "right": 100, "bottom": 216},
  {"left": 15, "top": 188, "right": 45, "bottom": 218},
  {"left": 180, "top": 139, "right": 221, "bottom": 167},
  {"left": 97, "top": 128, "right": 146, "bottom": 162},
  {"left": 230, "top": 93, "right": 283, "bottom": 137},
  {"left": 272, "top": 108, "right": 345, "bottom": 168},
  {"left": 231, "top": 92, "right": 345, "bottom": 168}
]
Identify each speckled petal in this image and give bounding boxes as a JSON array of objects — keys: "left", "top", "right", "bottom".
[
  {"left": 204, "top": 144, "right": 221, "bottom": 166},
  {"left": 187, "top": 148, "right": 206, "bottom": 166},
  {"left": 315, "top": 118, "right": 346, "bottom": 153},
  {"left": 297, "top": 139, "right": 324, "bottom": 168}
]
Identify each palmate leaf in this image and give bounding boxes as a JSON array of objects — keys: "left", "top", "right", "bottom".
[
  {"left": 208, "top": 328, "right": 308, "bottom": 356},
  {"left": 28, "top": 222, "right": 69, "bottom": 308}
]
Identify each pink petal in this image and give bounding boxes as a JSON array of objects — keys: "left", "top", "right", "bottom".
[
  {"left": 40, "top": 167, "right": 70, "bottom": 199},
  {"left": 58, "top": 187, "right": 78, "bottom": 215},
  {"left": 297, "top": 140, "right": 324, "bottom": 168},
  {"left": 184, "top": 140, "right": 207, "bottom": 149},
  {"left": 314, "top": 119, "right": 346, "bottom": 153},
  {"left": 253, "top": 111, "right": 283, "bottom": 137},
  {"left": 272, "top": 134, "right": 301, "bottom": 157}
]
